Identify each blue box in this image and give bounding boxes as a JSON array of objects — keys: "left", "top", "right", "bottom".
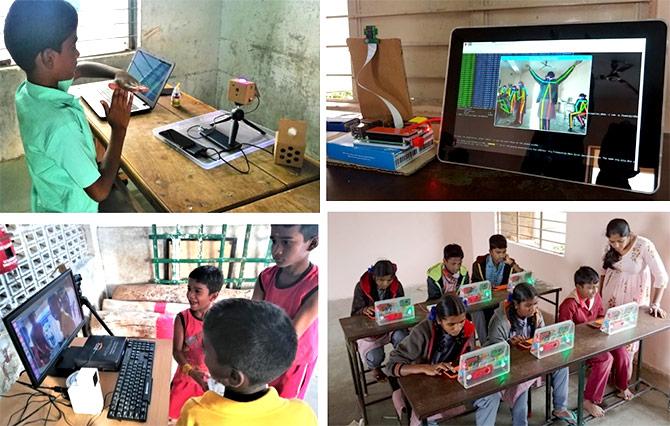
[{"left": 327, "top": 134, "right": 417, "bottom": 171}]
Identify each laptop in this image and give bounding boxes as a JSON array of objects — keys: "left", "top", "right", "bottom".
[
  {"left": 70, "top": 48, "right": 175, "bottom": 119},
  {"left": 439, "top": 20, "right": 667, "bottom": 194}
]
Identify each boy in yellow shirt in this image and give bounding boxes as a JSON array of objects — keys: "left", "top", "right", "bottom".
[{"left": 177, "top": 298, "right": 317, "bottom": 426}]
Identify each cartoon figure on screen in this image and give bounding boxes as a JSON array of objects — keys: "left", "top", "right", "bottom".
[
  {"left": 512, "top": 81, "right": 527, "bottom": 125},
  {"left": 569, "top": 93, "right": 588, "bottom": 132},
  {"left": 527, "top": 60, "right": 581, "bottom": 130}
]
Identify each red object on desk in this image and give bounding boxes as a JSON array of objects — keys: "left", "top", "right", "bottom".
[
  {"left": 470, "top": 365, "right": 493, "bottom": 380},
  {"left": 542, "top": 340, "right": 560, "bottom": 351},
  {"left": 493, "top": 285, "right": 507, "bottom": 291}
]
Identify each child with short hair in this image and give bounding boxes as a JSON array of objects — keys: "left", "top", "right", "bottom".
[
  {"left": 252, "top": 225, "right": 318, "bottom": 399},
  {"left": 559, "top": 266, "right": 631, "bottom": 417},
  {"left": 486, "top": 283, "right": 577, "bottom": 425},
  {"left": 426, "top": 243, "right": 470, "bottom": 300},
  {"left": 351, "top": 260, "right": 409, "bottom": 382},
  {"left": 471, "top": 234, "right": 525, "bottom": 343},
  {"left": 4, "top": 0, "right": 146, "bottom": 212},
  {"left": 169, "top": 266, "right": 223, "bottom": 419},
  {"left": 386, "top": 294, "right": 500, "bottom": 426},
  {"left": 177, "top": 298, "right": 317, "bottom": 425}
]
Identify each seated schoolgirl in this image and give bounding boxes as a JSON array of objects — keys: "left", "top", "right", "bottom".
[
  {"left": 351, "top": 260, "right": 409, "bottom": 382},
  {"left": 385, "top": 294, "right": 501, "bottom": 426},
  {"left": 486, "top": 283, "right": 577, "bottom": 426}
]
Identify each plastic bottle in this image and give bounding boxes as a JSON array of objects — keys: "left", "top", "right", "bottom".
[{"left": 171, "top": 83, "right": 181, "bottom": 108}]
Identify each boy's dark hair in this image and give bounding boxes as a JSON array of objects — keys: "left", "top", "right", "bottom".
[
  {"left": 435, "top": 294, "right": 466, "bottom": 320},
  {"left": 574, "top": 266, "right": 599, "bottom": 286},
  {"left": 188, "top": 266, "right": 223, "bottom": 294},
  {"left": 371, "top": 260, "right": 395, "bottom": 278},
  {"left": 4, "top": 0, "right": 78, "bottom": 73},
  {"left": 203, "top": 298, "right": 297, "bottom": 386},
  {"left": 272, "top": 224, "right": 318, "bottom": 241},
  {"left": 489, "top": 234, "right": 507, "bottom": 250},
  {"left": 443, "top": 244, "right": 464, "bottom": 260}
]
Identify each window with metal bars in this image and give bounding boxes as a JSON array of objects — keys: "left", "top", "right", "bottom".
[
  {"left": 324, "top": 0, "right": 354, "bottom": 102},
  {"left": 496, "top": 212, "right": 567, "bottom": 256},
  {"left": 0, "top": 0, "right": 137, "bottom": 66}
]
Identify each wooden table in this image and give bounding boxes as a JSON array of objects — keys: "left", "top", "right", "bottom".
[
  {"left": 82, "top": 91, "right": 319, "bottom": 212},
  {"left": 338, "top": 281, "right": 562, "bottom": 424},
  {"left": 398, "top": 309, "right": 670, "bottom": 425},
  {"left": 0, "top": 337, "right": 171, "bottom": 425},
  {"left": 328, "top": 134, "right": 670, "bottom": 201},
  {"left": 229, "top": 180, "right": 319, "bottom": 212}
]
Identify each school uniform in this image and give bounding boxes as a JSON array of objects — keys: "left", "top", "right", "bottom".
[
  {"left": 559, "top": 289, "right": 629, "bottom": 403},
  {"left": 385, "top": 318, "right": 499, "bottom": 426},
  {"left": 351, "top": 266, "right": 409, "bottom": 369},
  {"left": 486, "top": 302, "right": 572, "bottom": 426},
  {"left": 15, "top": 79, "right": 100, "bottom": 212}
]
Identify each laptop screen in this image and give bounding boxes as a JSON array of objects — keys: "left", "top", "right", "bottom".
[
  {"left": 451, "top": 37, "right": 649, "bottom": 190},
  {"left": 127, "top": 50, "right": 173, "bottom": 105}
]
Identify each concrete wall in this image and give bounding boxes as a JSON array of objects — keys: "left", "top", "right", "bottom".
[
  {"left": 328, "top": 212, "right": 473, "bottom": 301},
  {"left": 216, "top": 0, "right": 320, "bottom": 160}
]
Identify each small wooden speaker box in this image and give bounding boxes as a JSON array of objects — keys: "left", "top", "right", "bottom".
[{"left": 274, "top": 119, "right": 307, "bottom": 168}]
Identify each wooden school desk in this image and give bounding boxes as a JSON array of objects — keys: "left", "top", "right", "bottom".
[
  {"left": 338, "top": 280, "right": 562, "bottom": 424},
  {"left": 398, "top": 309, "right": 670, "bottom": 426},
  {"left": 81, "top": 91, "right": 319, "bottom": 212},
  {"left": 0, "top": 338, "right": 171, "bottom": 425},
  {"left": 327, "top": 133, "right": 670, "bottom": 202}
]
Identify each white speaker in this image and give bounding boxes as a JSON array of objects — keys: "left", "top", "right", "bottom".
[{"left": 66, "top": 368, "right": 104, "bottom": 415}]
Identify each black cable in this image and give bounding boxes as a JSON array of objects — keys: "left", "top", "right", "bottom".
[
  {"left": 243, "top": 95, "right": 261, "bottom": 115},
  {"left": 8, "top": 381, "right": 72, "bottom": 426},
  {"left": 238, "top": 142, "right": 273, "bottom": 156},
  {"left": 205, "top": 147, "right": 251, "bottom": 174}
]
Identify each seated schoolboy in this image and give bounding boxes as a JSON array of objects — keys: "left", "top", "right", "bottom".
[
  {"left": 471, "top": 234, "right": 525, "bottom": 342},
  {"left": 558, "top": 266, "right": 631, "bottom": 417},
  {"left": 170, "top": 266, "right": 223, "bottom": 419},
  {"left": 177, "top": 298, "right": 317, "bottom": 426},
  {"left": 4, "top": 0, "right": 146, "bottom": 212},
  {"left": 252, "top": 224, "right": 318, "bottom": 399},
  {"left": 385, "top": 294, "right": 500, "bottom": 426},
  {"left": 486, "top": 283, "right": 577, "bottom": 426},
  {"left": 426, "top": 244, "right": 470, "bottom": 300},
  {"left": 351, "top": 260, "right": 409, "bottom": 382}
]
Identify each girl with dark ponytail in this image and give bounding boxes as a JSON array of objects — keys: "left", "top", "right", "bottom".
[
  {"left": 486, "top": 283, "right": 577, "bottom": 425},
  {"left": 351, "top": 260, "right": 409, "bottom": 382},
  {"left": 385, "top": 294, "right": 499, "bottom": 425}
]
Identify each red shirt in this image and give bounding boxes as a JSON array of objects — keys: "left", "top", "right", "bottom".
[{"left": 558, "top": 289, "right": 605, "bottom": 324}]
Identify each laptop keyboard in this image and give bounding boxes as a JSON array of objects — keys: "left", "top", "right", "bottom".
[{"left": 96, "top": 87, "right": 143, "bottom": 112}]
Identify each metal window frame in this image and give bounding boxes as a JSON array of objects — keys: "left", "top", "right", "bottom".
[{"left": 496, "top": 212, "right": 567, "bottom": 256}]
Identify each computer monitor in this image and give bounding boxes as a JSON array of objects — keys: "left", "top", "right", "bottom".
[
  {"left": 127, "top": 48, "right": 175, "bottom": 108},
  {"left": 2, "top": 270, "right": 85, "bottom": 386},
  {"left": 439, "top": 20, "right": 667, "bottom": 194}
]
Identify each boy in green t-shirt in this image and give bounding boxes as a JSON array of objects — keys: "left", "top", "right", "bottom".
[{"left": 4, "top": 0, "right": 147, "bottom": 212}]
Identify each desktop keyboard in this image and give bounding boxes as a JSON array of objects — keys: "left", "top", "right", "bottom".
[{"left": 107, "top": 339, "right": 155, "bottom": 422}]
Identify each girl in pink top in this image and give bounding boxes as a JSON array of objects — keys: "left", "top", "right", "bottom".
[
  {"left": 169, "top": 266, "right": 223, "bottom": 419},
  {"left": 253, "top": 225, "right": 319, "bottom": 400}
]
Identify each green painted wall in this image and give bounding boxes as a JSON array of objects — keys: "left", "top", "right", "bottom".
[{"left": 216, "top": 0, "right": 320, "bottom": 160}]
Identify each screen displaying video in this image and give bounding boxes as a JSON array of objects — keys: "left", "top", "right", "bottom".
[
  {"left": 8, "top": 274, "right": 84, "bottom": 382},
  {"left": 453, "top": 38, "right": 649, "bottom": 191}
]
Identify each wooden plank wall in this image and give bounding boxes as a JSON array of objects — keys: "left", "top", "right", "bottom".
[{"left": 346, "top": 0, "right": 658, "bottom": 110}]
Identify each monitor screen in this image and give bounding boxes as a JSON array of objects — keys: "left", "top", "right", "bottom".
[
  {"left": 440, "top": 21, "right": 666, "bottom": 194},
  {"left": 127, "top": 49, "right": 173, "bottom": 104},
  {"left": 2, "top": 270, "right": 85, "bottom": 386}
]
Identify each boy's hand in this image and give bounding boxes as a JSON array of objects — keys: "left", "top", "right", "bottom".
[
  {"left": 189, "top": 368, "right": 209, "bottom": 392},
  {"left": 510, "top": 335, "right": 526, "bottom": 346},
  {"left": 503, "top": 254, "right": 515, "bottom": 265},
  {"left": 362, "top": 306, "right": 375, "bottom": 318},
  {"left": 110, "top": 70, "right": 149, "bottom": 93},
  {"left": 101, "top": 88, "right": 133, "bottom": 131}
]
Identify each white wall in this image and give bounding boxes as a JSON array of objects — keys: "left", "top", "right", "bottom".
[{"left": 328, "top": 212, "right": 473, "bottom": 301}]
